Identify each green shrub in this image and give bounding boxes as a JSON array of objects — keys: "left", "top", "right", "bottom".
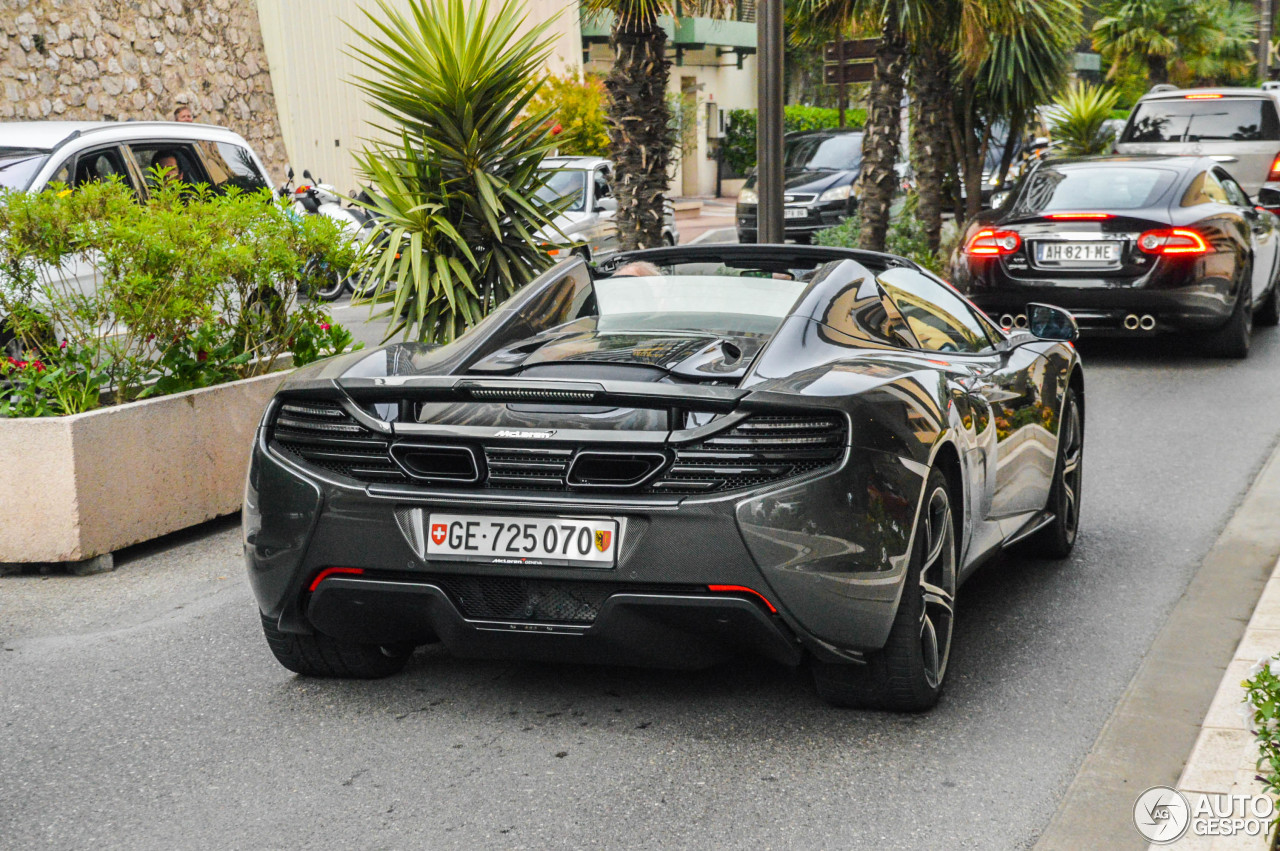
[
  {"left": 351, "top": 0, "right": 563, "bottom": 343},
  {"left": 526, "top": 71, "right": 611, "bottom": 157},
  {"left": 813, "top": 194, "right": 944, "bottom": 273},
  {"left": 1242, "top": 656, "right": 1280, "bottom": 825},
  {"left": 0, "top": 177, "right": 360, "bottom": 417},
  {"left": 722, "top": 105, "right": 867, "bottom": 176},
  {"left": 1049, "top": 81, "right": 1122, "bottom": 156}
]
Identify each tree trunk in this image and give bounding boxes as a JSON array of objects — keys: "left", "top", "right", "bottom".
[
  {"left": 604, "top": 13, "right": 673, "bottom": 250},
  {"left": 994, "top": 105, "right": 1023, "bottom": 199},
  {"left": 909, "top": 41, "right": 951, "bottom": 255},
  {"left": 858, "top": 21, "right": 907, "bottom": 253},
  {"left": 1146, "top": 53, "right": 1169, "bottom": 85}
]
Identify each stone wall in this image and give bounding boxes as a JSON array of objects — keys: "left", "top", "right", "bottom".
[{"left": 0, "top": 0, "right": 287, "bottom": 180}]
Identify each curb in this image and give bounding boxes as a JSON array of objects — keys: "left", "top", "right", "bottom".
[
  {"left": 1145, "top": 562, "right": 1280, "bottom": 851},
  {"left": 1037, "top": 437, "right": 1280, "bottom": 850}
]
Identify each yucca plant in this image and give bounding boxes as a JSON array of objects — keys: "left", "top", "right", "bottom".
[
  {"left": 1049, "top": 81, "right": 1122, "bottom": 156},
  {"left": 349, "top": 0, "right": 565, "bottom": 343}
]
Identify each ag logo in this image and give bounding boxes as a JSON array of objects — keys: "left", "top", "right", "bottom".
[
  {"left": 1133, "top": 786, "right": 1191, "bottom": 844},
  {"left": 430, "top": 523, "right": 447, "bottom": 546},
  {"left": 594, "top": 530, "right": 612, "bottom": 552}
]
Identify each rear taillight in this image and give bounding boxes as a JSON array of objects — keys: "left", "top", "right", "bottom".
[
  {"left": 1137, "top": 228, "right": 1210, "bottom": 256},
  {"left": 964, "top": 228, "right": 1022, "bottom": 256},
  {"left": 1268, "top": 154, "right": 1280, "bottom": 181}
]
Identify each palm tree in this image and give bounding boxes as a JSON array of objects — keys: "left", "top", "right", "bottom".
[
  {"left": 1093, "top": 0, "right": 1213, "bottom": 86},
  {"left": 582, "top": 0, "right": 727, "bottom": 250}
]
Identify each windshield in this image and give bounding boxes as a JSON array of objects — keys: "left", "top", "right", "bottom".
[
  {"left": 535, "top": 168, "right": 588, "bottom": 212},
  {"left": 784, "top": 134, "right": 863, "bottom": 171},
  {"left": 1014, "top": 165, "right": 1178, "bottom": 212},
  {"left": 0, "top": 148, "right": 50, "bottom": 191},
  {"left": 592, "top": 275, "right": 807, "bottom": 336},
  {"left": 1123, "top": 98, "right": 1280, "bottom": 143}
]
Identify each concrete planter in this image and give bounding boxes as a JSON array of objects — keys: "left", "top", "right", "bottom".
[{"left": 0, "top": 371, "right": 286, "bottom": 566}]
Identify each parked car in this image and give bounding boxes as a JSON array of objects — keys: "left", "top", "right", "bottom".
[
  {"left": 245, "top": 242, "right": 1085, "bottom": 711},
  {"left": 1114, "top": 87, "right": 1280, "bottom": 197},
  {"left": 535, "top": 156, "right": 678, "bottom": 263},
  {"left": 736, "top": 129, "right": 863, "bottom": 243},
  {"left": 0, "top": 121, "right": 275, "bottom": 352},
  {"left": 952, "top": 155, "right": 1280, "bottom": 357}
]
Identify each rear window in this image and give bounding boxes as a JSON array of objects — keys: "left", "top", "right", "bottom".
[
  {"left": 1123, "top": 97, "right": 1280, "bottom": 143},
  {"left": 593, "top": 275, "right": 806, "bottom": 336},
  {"left": 0, "top": 148, "right": 50, "bottom": 190},
  {"left": 1013, "top": 165, "right": 1178, "bottom": 213}
]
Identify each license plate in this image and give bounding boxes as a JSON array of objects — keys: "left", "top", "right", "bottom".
[
  {"left": 784, "top": 207, "right": 807, "bottom": 219},
  {"left": 425, "top": 513, "right": 620, "bottom": 568},
  {"left": 1036, "top": 241, "right": 1120, "bottom": 264}
]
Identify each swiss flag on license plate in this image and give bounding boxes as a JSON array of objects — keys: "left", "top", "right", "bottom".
[{"left": 430, "top": 523, "right": 447, "bottom": 546}]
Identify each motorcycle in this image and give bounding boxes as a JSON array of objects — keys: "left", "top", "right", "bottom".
[{"left": 278, "top": 168, "right": 371, "bottom": 302}]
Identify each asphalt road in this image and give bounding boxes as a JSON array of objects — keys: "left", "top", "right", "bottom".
[{"left": 6, "top": 322, "right": 1280, "bottom": 849}]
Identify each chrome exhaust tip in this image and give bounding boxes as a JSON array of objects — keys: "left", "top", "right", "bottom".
[
  {"left": 1123, "top": 313, "right": 1141, "bottom": 331},
  {"left": 1000, "top": 314, "right": 1016, "bottom": 328},
  {"left": 1139, "top": 314, "right": 1156, "bottom": 331},
  {"left": 1013, "top": 314, "right": 1028, "bottom": 329}
]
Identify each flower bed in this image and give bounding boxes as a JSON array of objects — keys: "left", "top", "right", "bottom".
[{"left": 0, "top": 176, "right": 361, "bottom": 565}]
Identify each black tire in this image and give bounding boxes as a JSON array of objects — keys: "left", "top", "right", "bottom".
[
  {"left": 259, "top": 612, "right": 412, "bottom": 678},
  {"left": 306, "top": 258, "right": 348, "bottom": 302},
  {"left": 812, "top": 466, "right": 957, "bottom": 711},
  {"left": 1204, "top": 280, "right": 1252, "bottom": 358},
  {"left": 663, "top": 232, "right": 677, "bottom": 247},
  {"left": 1026, "top": 387, "right": 1083, "bottom": 559},
  {"left": 1257, "top": 281, "right": 1280, "bottom": 327}
]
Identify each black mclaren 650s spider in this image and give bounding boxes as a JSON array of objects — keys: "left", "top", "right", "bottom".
[{"left": 245, "top": 244, "right": 1084, "bottom": 710}]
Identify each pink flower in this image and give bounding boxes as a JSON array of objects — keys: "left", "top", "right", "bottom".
[
  {"left": 196, "top": 350, "right": 208, "bottom": 362},
  {"left": 319, "top": 323, "right": 330, "bottom": 331},
  {"left": 31, "top": 360, "right": 44, "bottom": 372},
  {"left": 59, "top": 339, "right": 68, "bottom": 350}
]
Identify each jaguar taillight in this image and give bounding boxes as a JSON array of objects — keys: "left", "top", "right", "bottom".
[
  {"left": 1136, "top": 228, "right": 1210, "bottom": 256},
  {"left": 964, "top": 228, "right": 1021, "bottom": 256}
]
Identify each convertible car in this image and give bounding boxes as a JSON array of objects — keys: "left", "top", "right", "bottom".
[{"left": 244, "top": 245, "right": 1085, "bottom": 711}]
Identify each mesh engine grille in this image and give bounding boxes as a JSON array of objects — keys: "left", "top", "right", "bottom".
[
  {"left": 269, "top": 401, "right": 844, "bottom": 494},
  {"left": 430, "top": 576, "right": 656, "bottom": 624}
]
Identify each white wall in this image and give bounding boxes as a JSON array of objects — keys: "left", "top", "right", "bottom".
[
  {"left": 256, "top": 0, "right": 582, "bottom": 194},
  {"left": 586, "top": 44, "right": 757, "bottom": 198}
]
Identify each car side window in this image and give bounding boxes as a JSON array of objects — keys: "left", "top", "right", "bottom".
[
  {"left": 818, "top": 273, "right": 916, "bottom": 349},
  {"left": 128, "top": 143, "right": 206, "bottom": 189},
  {"left": 878, "top": 268, "right": 994, "bottom": 354},
  {"left": 1218, "top": 171, "right": 1252, "bottom": 207},
  {"left": 1182, "top": 170, "right": 1231, "bottom": 206},
  {"left": 197, "top": 140, "right": 270, "bottom": 194},
  {"left": 593, "top": 168, "right": 612, "bottom": 204},
  {"left": 71, "top": 146, "right": 132, "bottom": 190}
]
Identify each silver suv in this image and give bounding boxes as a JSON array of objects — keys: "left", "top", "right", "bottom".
[{"left": 1115, "top": 86, "right": 1280, "bottom": 197}]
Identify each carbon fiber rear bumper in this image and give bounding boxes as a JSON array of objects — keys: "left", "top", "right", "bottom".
[{"left": 306, "top": 575, "right": 803, "bottom": 668}]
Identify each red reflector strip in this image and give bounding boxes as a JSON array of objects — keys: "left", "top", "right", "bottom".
[
  {"left": 308, "top": 567, "right": 365, "bottom": 592},
  {"left": 708, "top": 584, "right": 778, "bottom": 613}
]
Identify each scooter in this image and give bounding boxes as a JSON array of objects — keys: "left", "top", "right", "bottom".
[{"left": 278, "top": 168, "right": 370, "bottom": 301}]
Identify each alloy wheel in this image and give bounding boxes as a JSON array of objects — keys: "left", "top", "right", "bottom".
[
  {"left": 1059, "top": 397, "right": 1083, "bottom": 542},
  {"left": 919, "top": 486, "right": 956, "bottom": 690}
]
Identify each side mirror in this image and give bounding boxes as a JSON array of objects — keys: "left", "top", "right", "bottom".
[
  {"left": 287, "top": 165, "right": 294, "bottom": 180},
  {"left": 1027, "top": 303, "right": 1078, "bottom": 342},
  {"left": 988, "top": 190, "right": 1010, "bottom": 209},
  {"left": 303, "top": 169, "right": 315, "bottom": 182},
  {"left": 595, "top": 197, "right": 618, "bottom": 213},
  {"left": 1259, "top": 186, "right": 1280, "bottom": 209}
]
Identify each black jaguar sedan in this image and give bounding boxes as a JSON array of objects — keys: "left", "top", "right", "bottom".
[
  {"left": 246, "top": 244, "right": 1084, "bottom": 711},
  {"left": 951, "top": 155, "right": 1280, "bottom": 357}
]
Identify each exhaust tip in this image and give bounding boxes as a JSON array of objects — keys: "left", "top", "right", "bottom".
[
  {"left": 1000, "top": 314, "right": 1015, "bottom": 328},
  {"left": 1139, "top": 314, "right": 1156, "bottom": 331},
  {"left": 1123, "top": 314, "right": 1140, "bottom": 331},
  {"left": 1013, "top": 314, "right": 1028, "bottom": 329}
]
